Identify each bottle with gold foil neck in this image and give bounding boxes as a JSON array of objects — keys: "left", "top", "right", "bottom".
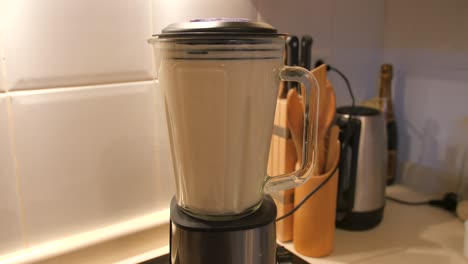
[{"left": 379, "top": 64, "right": 397, "bottom": 185}]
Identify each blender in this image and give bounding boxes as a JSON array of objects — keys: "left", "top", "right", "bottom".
[{"left": 149, "top": 18, "right": 321, "bottom": 264}]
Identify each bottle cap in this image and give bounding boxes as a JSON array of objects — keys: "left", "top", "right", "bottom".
[{"left": 381, "top": 64, "right": 393, "bottom": 79}]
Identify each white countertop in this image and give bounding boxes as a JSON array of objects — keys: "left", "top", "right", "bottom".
[
  {"left": 4, "top": 185, "right": 466, "bottom": 263},
  {"left": 279, "top": 185, "right": 467, "bottom": 263}
]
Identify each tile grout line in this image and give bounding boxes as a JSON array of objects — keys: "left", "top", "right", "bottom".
[
  {"left": 7, "top": 78, "right": 154, "bottom": 95},
  {"left": 4, "top": 95, "right": 30, "bottom": 248}
]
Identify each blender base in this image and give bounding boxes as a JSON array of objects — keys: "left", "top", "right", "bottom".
[{"left": 170, "top": 195, "right": 277, "bottom": 264}]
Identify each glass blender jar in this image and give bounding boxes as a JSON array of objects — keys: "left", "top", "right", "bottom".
[{"left": 149, "top": 18, "right": 320, "bottom": 221}]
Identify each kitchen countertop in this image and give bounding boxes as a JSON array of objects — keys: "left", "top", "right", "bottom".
[
  {"left": 6, "top": 184, "right": 465, "bottom": 263},
  {"left": 279, "top": 184, "right": 466, "bottom": 263}
]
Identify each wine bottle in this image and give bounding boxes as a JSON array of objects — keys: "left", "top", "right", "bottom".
[{"left": 379, "top": 64, "right": 397, "bottom": 185}]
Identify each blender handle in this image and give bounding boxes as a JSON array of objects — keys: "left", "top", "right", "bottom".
[{"left": 263, "top": 66, "right": 320, "bottom": 193}]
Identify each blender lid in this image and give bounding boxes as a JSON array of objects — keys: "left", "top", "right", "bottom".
[{"left": 155, "top": 18, "right": 283, "bottom": 38}]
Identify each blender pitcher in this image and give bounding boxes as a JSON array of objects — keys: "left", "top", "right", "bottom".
[{"left": 149, "top": 19, "right": 320, "bottom": 220}]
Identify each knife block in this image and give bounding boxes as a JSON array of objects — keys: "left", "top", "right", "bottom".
[
  {"left": 267, "top": 97, "right": 297, "bottom": 242},
  {"left": 293, "top": 126, "right": 340, "bottom": 257}
]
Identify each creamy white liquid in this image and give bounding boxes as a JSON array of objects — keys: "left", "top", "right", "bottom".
[{"left": 160, "top": 58, "right": 281, "bottom": 216}]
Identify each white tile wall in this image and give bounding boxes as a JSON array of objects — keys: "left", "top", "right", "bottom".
[
  {"left": 383, "top": 0, "right": 468, "bottom": 193},
  {"left": 384, "top": 0, "right": 468, "bottom": 71},
  {"left": 329, "top": 0, "right": 384, "bottom": 106},
  {"left": 392, "top": 68, "right": 468, "bottom": 194},
  {"left": 258, "top": 0, "right": 385, "bottom": 106},
  {"left": 10, "top": 81, "right": 172, "bottom": 245},
  {"left": 0, "top": 54, "right": 5, "bottom": 92},
  {"left": 0, "top": 95, "right": 25, "bottom": 254},
  {"left": 257, "top": 0, "right": 334, "bottom": 49},
  {"left": 152, "top": 0, "right": 258, "bottom": 34},
  {"left": 0, "top": 43, "right": 5, "bottom": 92},
  {"left": 3, "top": 0, "right": 154, "bottom": 91}
]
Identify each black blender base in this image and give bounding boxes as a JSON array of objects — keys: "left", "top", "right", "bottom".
[
  {"left": 169, "top": 196, "right": 277, "bottom": 264},
  {"left": 140, "top": 196, "right": 309, "bottom": 264},
  {"left": 140, "top": 246, "right": 309, "bottom": 264}
]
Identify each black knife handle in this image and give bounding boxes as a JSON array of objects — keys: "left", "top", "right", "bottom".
[
  {"left": 286, "top": 36, "right": 300, "bottom": 92},
  {"left": 286, "top": 36, "right": 299, "bottom": 67},
  {"left": 300, "top": 35, "right": 313, "bottom": 70}
]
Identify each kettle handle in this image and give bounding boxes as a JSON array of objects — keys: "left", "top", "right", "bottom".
[
  {"left": 336, "top": 116, "right": 360, "bottom": 213},
  {"left": 263, "top": 66, "right": 320, "bottom": 193}
]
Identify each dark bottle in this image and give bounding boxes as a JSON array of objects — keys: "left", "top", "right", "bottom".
[{"left": 379, "top": 64, "right": 397, "bottom": 185}]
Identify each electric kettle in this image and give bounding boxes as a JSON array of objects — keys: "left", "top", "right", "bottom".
[{"left": 335, "top": 106, "right": 387, "bottom": 230}]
